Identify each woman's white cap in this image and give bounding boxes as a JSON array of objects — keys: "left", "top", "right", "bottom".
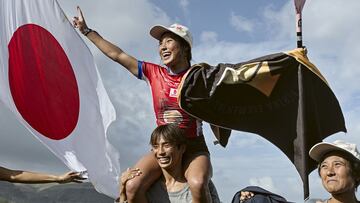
[
  {"left": 309, "top": 140, "right": 360, "bottom": 162},
  {"left": 150, "top": 23, "right": 193, "bottom": 48}
]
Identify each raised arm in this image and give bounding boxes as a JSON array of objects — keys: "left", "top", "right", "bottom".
[
  {"left": 0, "top": 166, "right": 85, "bottom": 184},
  {"left": 73, "top": 6, "right": 138, "bottom": 77}
]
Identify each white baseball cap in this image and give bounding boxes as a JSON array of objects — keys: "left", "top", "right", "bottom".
[
  {"left": 309, "top": 140, "right": 360, "bottom": 162},
  {"left": 150, "top": 23, "right": 193, "bottom": 48}
]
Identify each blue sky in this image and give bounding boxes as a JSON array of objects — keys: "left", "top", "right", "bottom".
[{"left": 1, "top": 0, "right": 360, "bottom": 202}]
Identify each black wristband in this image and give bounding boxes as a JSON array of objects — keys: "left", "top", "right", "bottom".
[{"left": 83, "top": 27, "right": 93, "bottom": 36}]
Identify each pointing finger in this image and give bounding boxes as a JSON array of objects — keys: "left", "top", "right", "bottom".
[{"left": 77, "top": 6, "right": 84, "bottom": 21}]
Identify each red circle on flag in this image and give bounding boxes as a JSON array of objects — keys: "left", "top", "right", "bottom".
[{"left": 8, "top": 24, "right": 80, "bottom": 140}]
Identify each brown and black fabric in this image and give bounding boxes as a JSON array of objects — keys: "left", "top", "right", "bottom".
[{"left": 178, "top": 48, "right": 346, "bottom": 199}]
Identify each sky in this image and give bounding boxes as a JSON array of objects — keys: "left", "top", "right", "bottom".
[{"left": 1, "top": 0, "right": 360, "bottom": 202}]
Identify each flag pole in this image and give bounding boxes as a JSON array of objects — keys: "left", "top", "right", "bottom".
[
  {"left": 295, "top": 0, "right": 306, "bottom": 48},
  {"left": 294, "top": 0, "right": 308, "bottom": 199},
  {"left": 296, "top": 12, "right": 303, "bottom": 48}
]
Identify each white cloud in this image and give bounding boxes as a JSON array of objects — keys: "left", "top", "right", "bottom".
[
  {"left": 302, "top": 0, "right": 360, "bottom": 103},
  {"left": 199, "top": 31, "right": 218, "bottom": 44},
  {"left": 194, "top": 37, "right": 288, "bottom": 65},
  {"left": 262, "top": 2, "right": 294, "bottom": 41},
  {"left": 249, "top": 176, "right": 277, "bottom": 193},
  {"left": 230, "top": 12, "right": 255, "bottom": 33},
  {"left": 179, "top": 0, "right": 189, "bottom": 10},
  {"left": 227, "top": 132, "right": 264, "bottom": 149},
  {"left": 178, "top": 0, "right": 190, "bottom": 24}
]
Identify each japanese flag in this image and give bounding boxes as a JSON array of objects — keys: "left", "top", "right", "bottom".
[{"left": 0, "top": 0, "right": 120, "bottom": 198}]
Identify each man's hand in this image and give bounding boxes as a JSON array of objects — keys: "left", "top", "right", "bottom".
[
  {"left": 239, "top": 191, "right": 254, "bottom": 202},
  {"left": 57, "top": 171, "right": 86, "bottom": 184}
]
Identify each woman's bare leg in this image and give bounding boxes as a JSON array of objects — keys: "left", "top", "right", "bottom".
[
  {"left": 125, "top": 152, "right": 161, "bottom": 203},
  {"left": 184, "top": 154, "right": 212, "bottom": 203}
]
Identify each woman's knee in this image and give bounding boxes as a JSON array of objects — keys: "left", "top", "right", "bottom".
[
  {"left": 125, "top": 178, "right": 145, "bottom": 198},
  {"left": 187, "top": 176, "right": 208, "bottom": 192}
]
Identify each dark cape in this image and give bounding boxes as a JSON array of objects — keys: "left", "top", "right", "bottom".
[{"left": 178, "top": 48, "right": 346, "bottom": 199}]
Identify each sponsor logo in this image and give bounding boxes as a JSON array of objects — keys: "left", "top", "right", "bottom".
[{"left": 169, "top": 88, "right": 178, "bottom": 97}]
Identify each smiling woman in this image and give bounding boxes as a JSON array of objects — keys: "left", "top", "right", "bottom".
[
  {"left": 73, "top": 6, "right": 213, "bottom": 203},
  {"left": 307, "top": 140, "right": 360, "bottom": 203}
]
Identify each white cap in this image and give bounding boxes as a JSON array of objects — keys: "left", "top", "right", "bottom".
[
  {"left": 309, "top": 140, "right": 360, "bottom": 162},
  {"left": 150, "top": 23, "right": 193, "bottom": 48}
]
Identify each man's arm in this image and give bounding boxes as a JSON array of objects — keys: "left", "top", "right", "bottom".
[{"left": 0, "top": 166, "right": 85, "bottom": 184}]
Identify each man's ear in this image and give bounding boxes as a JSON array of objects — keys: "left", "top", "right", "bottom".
[{"left": 180, "top": 144, "right": 186, "bottom": 154}]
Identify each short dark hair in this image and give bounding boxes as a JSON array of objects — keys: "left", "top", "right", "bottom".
[
  {"left": 150, "top": 124, "right": 187, "bottom": 148},
  {"left": 317, "top": 150, "right": 360, "bottom": 190}
]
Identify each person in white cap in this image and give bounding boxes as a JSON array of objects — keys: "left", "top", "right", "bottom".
[
  {"left": 307, "top": 140, "right": 360, "bottom": 203},
  {"left": 73, "top": 7, "right": 213, "bottom": 203}
]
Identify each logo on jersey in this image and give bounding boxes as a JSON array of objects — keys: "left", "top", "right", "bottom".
[{"left": 169, "top": 88, "right": 178, "bottom": 97}]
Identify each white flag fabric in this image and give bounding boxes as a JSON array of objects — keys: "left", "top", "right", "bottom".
[{"left": 0, "top": 0, "right": 120, "bottom": 198}]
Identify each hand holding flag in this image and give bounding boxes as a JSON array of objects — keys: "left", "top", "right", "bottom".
[
  {"left": 73, "top": 6, "right": 89, "bottom": 35},
  {"left": 56, "top": 171, "right": 87, "bottom": 184}
]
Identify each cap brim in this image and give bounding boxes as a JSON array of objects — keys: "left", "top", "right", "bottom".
[
  {"left": 149, "top": 25, "right": 170, "bottom": 41},
  {"left": 309, "top": 142, "right": 354, "bottom": 162}
]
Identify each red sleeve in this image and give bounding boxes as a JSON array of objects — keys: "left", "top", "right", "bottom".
[{"left": 138, "top": 61, "right": 161, "bottom": 83}]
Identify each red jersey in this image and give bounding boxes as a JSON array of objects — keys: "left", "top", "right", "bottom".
[{"left": 138, "top": 61, "right": 202, "bottom": 138}]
